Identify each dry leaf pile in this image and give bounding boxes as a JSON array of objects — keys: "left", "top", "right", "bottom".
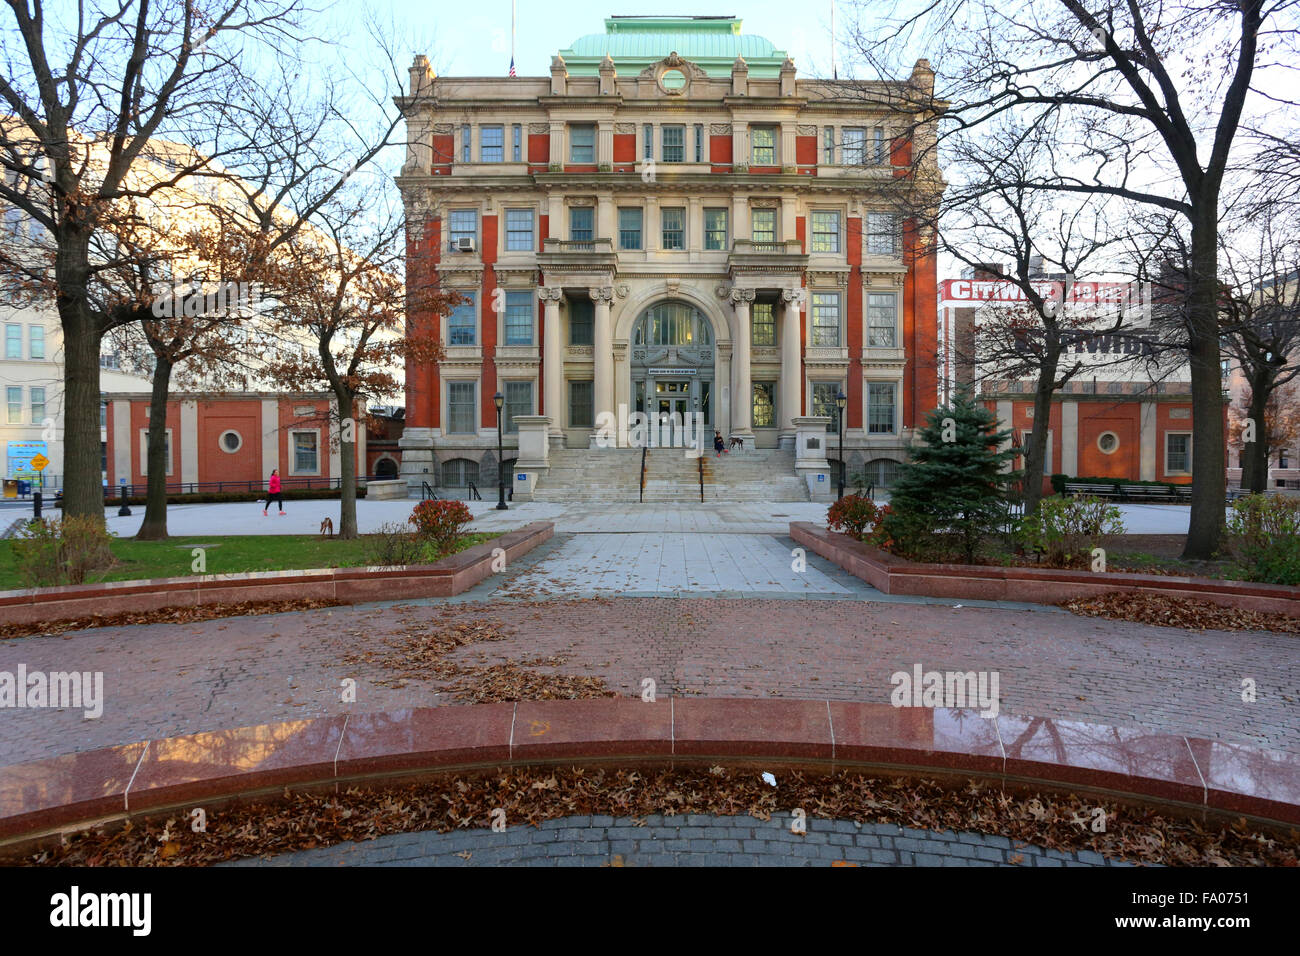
[
  {"left": 1061, "top": 592, "right": 1300, "bottom": 634},
  {"left": 18, "top": 766, "right": 1297, "bottom": 867},
  {"left": 338, "top": 620, "right": 615, "bottom": 703},
  {"left": 0, "top": 598, "right": 344, "bottom": 641}
]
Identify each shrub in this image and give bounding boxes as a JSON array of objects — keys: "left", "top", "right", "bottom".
[
  {"left": 875, "top": 392, "right": 1020, "bottom": 563},
  {"left": 363, "top": 522, "right": 429, "bottom": 567},
  {"left": 826, "top": 495, "right": 884, "bottom": 540},
  {"left": 1016, "top": 495, "right": 1126, "bottom": 568},
  {"left": 1227, "top": 494, "right": 1300, "bottom": 585},
  {"left": 1050, "top": 474, "right": 1069, "bottom": 496},
  {"left": 409, "top": 499, "right": 474, "bottom": 554},
  {"left": 11, "top": 516, "right": 116, "bottom": 587}
]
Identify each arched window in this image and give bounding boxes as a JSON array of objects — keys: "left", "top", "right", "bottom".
[
  {"left": 441, "top": 458, "right": 480, "bottom": 488},
  {"left": 374, "top": 457, "right": 399, "bottom": 479},
  {"left": 633, "top": 301, "right": 712, "bottom": 346},
  {"left": 866, "top": 458, "right": 901, "bottom": 488}
]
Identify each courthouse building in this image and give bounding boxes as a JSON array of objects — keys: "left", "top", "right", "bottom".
[{"left": 395, "top": 16, "right": 941, "bottom": 498}]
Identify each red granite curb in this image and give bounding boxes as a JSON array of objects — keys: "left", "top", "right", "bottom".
[
  {"left": 0, "top": 522, "right": 553, "bottom": 625},
  {"left": 791, "top": 522, "right": 1300, "bottom": 616},
  {"left": 1, "top": 699, "right": 1296, "bottom": 845}
]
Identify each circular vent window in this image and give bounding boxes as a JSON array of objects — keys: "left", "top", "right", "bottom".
[
  {"left": 1097, "top": 431, "right": 1119, "bottom": 454},
  {"left": 220, "top": 430, "right": 242, "bottom": 453},
  {"left": 660, "top": 68, "right": 687, "bottom": 93}
]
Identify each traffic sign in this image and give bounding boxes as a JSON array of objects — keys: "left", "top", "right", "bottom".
[{"left": 30, "top": 454, "right": 49, "bottom": 471}]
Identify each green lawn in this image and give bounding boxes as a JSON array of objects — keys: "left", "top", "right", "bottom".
[{"left": 0, "top": 532, "right": 500, "bottom": 591}]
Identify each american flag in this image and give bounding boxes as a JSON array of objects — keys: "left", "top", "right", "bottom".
[{"left": 508, "top": 57, "right": 516, "bottom": 77}]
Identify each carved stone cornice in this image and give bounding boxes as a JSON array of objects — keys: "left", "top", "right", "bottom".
[{"left": 494, "top": 268, "right": 539, "bottom": 288}]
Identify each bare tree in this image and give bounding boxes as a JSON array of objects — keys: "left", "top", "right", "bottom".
[{"left": 845, "top": 0, "right": 1300, "bottom": 558}]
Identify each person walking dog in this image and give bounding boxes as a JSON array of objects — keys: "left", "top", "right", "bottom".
[
  {"left": 713, "top": 430, "right": 726, "bottom": 457},
  {"left": 263, "top": 469, "right": 284, "bottom": 516}
]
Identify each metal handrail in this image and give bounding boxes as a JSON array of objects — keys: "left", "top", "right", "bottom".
[
  {"left": 640, "top": 445, "right": 647, "bottom": 503},
  {"left": 698, "top": 453, "right": 704, "bottom": 502},
  {"left": 421, "top": 481, "right": 438, "bottom": 500},
  {"left": 466, "top": 481, "right": 483, "bottom": 501}
]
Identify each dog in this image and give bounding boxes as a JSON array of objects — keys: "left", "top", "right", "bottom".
[
  {"left": 729, "top": 436, "right": 745, "bottom": 452},
  {"left": 319, "top": 517, "right": 334, "bottom": 538}
]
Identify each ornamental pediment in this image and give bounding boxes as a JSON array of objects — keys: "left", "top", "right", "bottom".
[{"left": 638, "top": 53, "right": 708, "bottom": 96}]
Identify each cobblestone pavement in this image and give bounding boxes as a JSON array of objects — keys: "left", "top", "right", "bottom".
[
  {"left": 221, "top": 814, "right": 1138, "bottom": 867},
  {"left": 2, "top": 566, "right": 1296, "bottom": 766}
]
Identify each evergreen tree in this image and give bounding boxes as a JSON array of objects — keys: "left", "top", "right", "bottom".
[{"left": 878, "top": 391, "right": 1020, "bottom": 563}]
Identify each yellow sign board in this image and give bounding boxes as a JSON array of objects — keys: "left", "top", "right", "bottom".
[{"left": 31, "top": 454, "right": 49, "bottom": 471}]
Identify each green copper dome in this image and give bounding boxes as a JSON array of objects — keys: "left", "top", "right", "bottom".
[{"left": 559, "top": 16, "right": 789, "bottom": 78}]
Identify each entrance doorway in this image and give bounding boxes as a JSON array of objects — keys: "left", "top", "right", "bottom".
[{"left": 654, "top": 380, "right": 695, "bottom": 447}]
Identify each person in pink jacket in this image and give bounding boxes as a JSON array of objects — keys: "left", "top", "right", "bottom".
[{"left": 263, "top": 469, "right": 284, "bottom": 516}]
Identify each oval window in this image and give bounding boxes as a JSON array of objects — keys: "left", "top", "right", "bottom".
[
  {"left": 1097, "top": 431, "right": 1119, "bottom": 454},
  {"left": 661, "top": 69, "right": 687, "bottom": 92},
  {"left": 220, "top": 430, "right": 242, "bottom": 453}
]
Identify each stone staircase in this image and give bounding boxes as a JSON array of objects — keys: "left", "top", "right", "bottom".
[{"left": 531, "top": 446, "right": 809, "bottom": 503}]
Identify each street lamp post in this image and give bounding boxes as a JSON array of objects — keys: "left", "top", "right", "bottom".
[
  {"left": 835, "top": 390, "right": 847, "bottom": 500},
  {"left": 493, "top": 391, "right": 508, "bottom": 510}
]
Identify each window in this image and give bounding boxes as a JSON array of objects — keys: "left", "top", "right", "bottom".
[
  {"left": 751, "top": 126, "right": 776, "bottom": 165},
  {"left": 480, "top": 125, "right": 504, "bottom": 162},
  {"left": 100, "top": 351, "right": 121, "bottom": 370},
  {"left": 661, "top": 207, "right": 685, "bottom": 250},
  {"left": 704, "top": 208, "right": 729, "bottom": 250},
  {"left": 447, "top": 382, "right": 477, "bottom": 434},
  {"left": 461, "top": 124, "right": 471, "bottom": 162},
  {"left": 694, "top": 124, "right": 704, "bottom": 163},
  {"left": 100, "top": 400, "right": 108, "bottom": 427},
  {"left": 1107, "top": 381, "right": 1125, "bottom": 394},
  {"left": 29, "top": 387, "right": 44, "bottom": 424},
  {"left": 811, "top": 210, "right": 841, "bottom": 253},
  {"left": 504, "top": 291, "right": 534, "bottom": 345},
  {"left": 447, "top": 292, "right": 477, "bottom": 346},
  {"left": 636, "top": 302, "right": 711, "bottom": 346},
  {"left": 1280, "top": 450, "right": 1290, "bottom": 469},
  {"left": 661, "top": 125, "right": 685, "bottom": 163},
  {"left": 219, "top": 430, "right": 242, "bottom": 453},
  {"left": 569, "top": 123, "right": 595, "bottom": 163},
  {"left": 569, "top": 380, "right": 594, "bottom": 429},
  {"left": 813, "top": 383, "right": 842, "bottom": 433},
  {"left": 866, "top": 458, "right": 901, "bottom": 488},
  {"left": 569, "top": 206, "right": 594, "bottom": 242},
  {"left": 503, "top": 381, "right": 533, "bottom": 433},
  {"left": 1166, "top": 433, "right": 1191, "bottom": 474},
  {"left": 753, "top": 382, "right": 777, "bottom": 428},
  {"left": 504, "top": 208, "right": 534, "bottom": 251},
  {"left": 868, "top": 383, "right": 897, "bottom": 435},
  {"left": 1097, "top": 431, "right": 1119, "bottom": 454},
  {"left": 6, "top": 387, "right": 20, "bottom": 423},
  {"left": 751, "top": 208, "right": 776, "bottom": 243},
  {"left": 448, "top": 209, "right": 477, "bottom": 248},
  {"left": 442, "top": 458, "right": 480, "bottom": 488},
  {"left": 569, "top": 299, "right": 593, "bottom": 346},
  {"left": 643, "top": 123, "right": 653, "bottom": 160},
  {"left": 4, "top": 324, "right": 19, "bottom": 359},
  {"left": 873, "top": 126, "right": 887, "bottom": 164},
  {"left": 867, "top": 293, "right": 896, "bottom": 347},
  {"left": 843, "top": 127, "right": 866, "bottom": 165},
  {"left": 823, "top": 126, "right": 835, "bottom": 165},
  {"left": 751, "top": 303, "right": 776, "bottom": 347},
  {"left": 139, "top": 429, "right": 173, "bottom": 476},
  {"left": 811, "top": 293, "right": 841, "bottom": 347},
  {"left": 28, "top": 325, "right": 44, "bottom": 360},
  {"left": 512, "top": 124, "right": 523, "bottom": 162},
  {"left": 618, "top": 207, "right": 643, "bottom": 250},
  {"left": 866, "top": 213, "right": 900, "bottom": 255}
]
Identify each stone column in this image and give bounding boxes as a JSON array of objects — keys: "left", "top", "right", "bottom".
[
  {"left": 728, "top": 287, "right": 756, "bottom": 438},
  {"left": 539, "top": 287, "right": 565, "bottom": 445},
  {"left": 591, "top": 286, "right": 615, "bottom": 444},
  {"left": 779, "top": 289, "right": 803, "bottom": 446}
]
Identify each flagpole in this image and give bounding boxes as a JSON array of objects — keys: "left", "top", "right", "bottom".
[
  {"left": 831, "top": 1, "right": 837, "bottom": 80},
  {"left": 511, "top": 0, "right": 516, "bottom": 74}
]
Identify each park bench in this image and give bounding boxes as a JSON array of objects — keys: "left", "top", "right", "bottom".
[
  {"left": 1064, "top": 482, "right": 1120, "bottom": 497},
  {"left": 1120, "top": 484, "right": 1172, "bottom": 500}
]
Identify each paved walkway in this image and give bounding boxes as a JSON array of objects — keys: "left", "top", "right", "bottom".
[
  {"left": 2, "top": 586, "right": 1296, "bottom": 767},
  {"left": 221, "top": 814, "right": 1129, "bottom": 867},
  {"left": 98, "top": 498, "right": 1213, "bottom": 537}
]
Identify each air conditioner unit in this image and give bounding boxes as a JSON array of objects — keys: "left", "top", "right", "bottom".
[{"left": 454, "top": 236, "right": 476, "bottom": 253}]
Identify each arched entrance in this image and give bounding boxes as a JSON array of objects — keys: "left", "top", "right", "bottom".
[{"left": 629, "top": 300, "right": 717, "bottom": 445}]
